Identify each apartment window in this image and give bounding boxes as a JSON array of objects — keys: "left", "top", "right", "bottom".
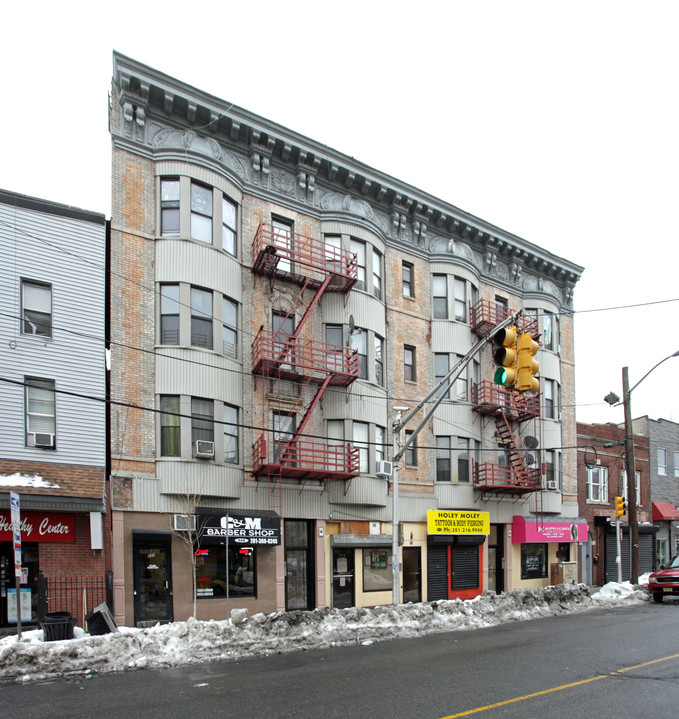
[
  {"left": 432, "top": 274, "right": 448, "bottom": 319},
  {"left": 351, "top": 329, "right": 367, "bottom": 379},
  {"left": 160, "top": 395, "right": 181, "bottom": 457},
  {"left": 222, "top": 297, "right": 238, "bottom": 358},
  {"left": 404, "top": 345, "right": 416, "bottom": 382},
  {"left": 545, "top": 450, "right": 556, "bottom": 488},
  {"left": 543, "top": 311, "right": 554, "bottom": 350},
  {"left": 622, "top": 469, "right": 641, "bottom": 505},
  {"left": 375, "top": 426, "right": 385, "bottom": 464},
  {"left": 327, "top": 420, "right": 345, "bottom": 472},
  {"left": 454, "top": 277, "right": 466, "bottom": 322},
  {"left": 22, "top": 280, "right": 52, "bottom": 337},
  {"left": 273, "top": 412, "right": 296, "bottom": 465},
  {"left": 350, "top": 239, "right": 366, "bottom": 291},
  {"left": 405, "top": 430, "right": 417, "bottom": 466},
  {"left": 436, "top": 437, "right": 451, "bottom": 482},
  {"left": 191, "top": 182, "right": 213, "bottom": 243},
  {"left": 353, "top": 421, "right": 369, "bottom": 473},
  {"left": 455, "top": 356, "right": 468, "bottom": 401},
  {"left": 402, "top": 261, "right": 414, "bottom": 298},
  {"left": 224, "top": 403, "right": 239, "bottom": 464},
  {"left": 544, "top": 379, "right": 556, "bottom": 419},
  {"left": 457, "top": 438, "right": 470, "bottom": 482},
  {"left": 495, "top": 296, "right": 509, "bottom": 323},
  {"left": 521, "top": 544, "right": 547, "bottom": 580},
  {"left": 375, "top": 335, "right": 384, "bottom": 387},
  {"left": 222, "top": 197, "right": 237, "bottom": 256},
  {"left": 160, "top": 284, "right": 180, "bottom": 345},
  {"left": 191, "top": 287, "right": 213, "bottom": 349},
  {"left": 272, "top": 218, "right": 294, "bottom": 274},
  {"left": 160, "top": 179, "right": 180, "bottom": 236},
  {"left": 435, "top": 354, "right": 449, "bottom": 399},
  {"left": 273, "top": 311, "right": 295, "bottom": 370},
  {"left": 674, "top": 452, "right": 679, "bottom": 478},
  {"left": 586, "top": 466, "right": 608, "bottom": 503},
  {"left": 25, "top": 378, "right": 56, "bottom": 447},
  {"left": 658, "top": 448, "right": 667, "bottom": 475},
  {"left": 191, "top": 398, "right": 214, "bottom": 446},
  {"left": 372, "top": 248, "right": 382, "bottom": 300},
  {"left": 324, "top": 234, "right": 342, "bottom": 273},
  {"left": 325, "top": 325, "right": 344, "bottom": 373}
]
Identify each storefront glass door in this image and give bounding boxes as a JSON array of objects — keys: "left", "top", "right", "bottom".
[
  {"left": 285, "top": 519, "right": 313, "bottom": 611},
  {"left": 134, "top": 542, "right": 172, "bottom": 625},
  {"left": 332, "top": 548, "right": 354, "bottom": 609},
  {"left": 403, "top": 547, "right": 421, "bottom": 603}
]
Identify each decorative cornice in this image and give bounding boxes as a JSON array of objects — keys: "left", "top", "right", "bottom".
[{"left": 112, "top": 52, "right": 583, "bottom": 307}]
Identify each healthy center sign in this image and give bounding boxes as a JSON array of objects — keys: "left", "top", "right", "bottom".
[{"left": 427, "top": 510, "right": 489, "bottom": 536}]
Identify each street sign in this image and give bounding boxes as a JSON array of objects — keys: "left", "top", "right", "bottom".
[{"left": 10, "top": 491, "right": 21, "bottom": 577}]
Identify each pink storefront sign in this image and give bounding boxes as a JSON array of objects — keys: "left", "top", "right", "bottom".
[{"left": 512, "top": 516, "right": 587, "bottom": 544}]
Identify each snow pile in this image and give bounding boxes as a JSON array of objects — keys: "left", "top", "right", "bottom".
[{"left": 0, "top": 582, "right": 649, "bottom": 684}]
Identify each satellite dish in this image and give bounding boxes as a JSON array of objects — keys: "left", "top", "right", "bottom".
[
  {"left": 348, "top": 315, "right": 355, "bottom": 334},
  {"left": 524, "top": 436, "right": 539, "bottom": 449},
  {"left": 525, "top": 454, "right": 535, "bottom": 466}
]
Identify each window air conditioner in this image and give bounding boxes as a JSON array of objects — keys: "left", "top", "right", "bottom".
[
  {"left": 194, "top": 440, "right": 215, "bottom": 458},
  {"left": 173, "top": 514, "right": 196, "bottom": 532},
  {"left": 376, "top": 460, "right": 393, "bottom": 478},
  {"left": 33, "top": 433, "right": 55, "bottom": 448},
  {"left": 546, "top": 479, "right": 558, "bottom": 491}
]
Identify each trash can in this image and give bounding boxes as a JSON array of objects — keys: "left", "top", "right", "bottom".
[
  {"left": 85, "top": 603, "right": 117, "bottom": 635},
  {"left": 41, "top": 611, "right": 76, "bottom": 641}
]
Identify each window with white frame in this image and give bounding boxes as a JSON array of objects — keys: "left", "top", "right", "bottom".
[
  {"left": 455, "top": 355, "right": 467, "bottom": 401},
  {"left": 191, "top": 398, "right": 214, "bottom": 447},
  {"left": 272, "top": 217, "right": 294, "bottom": 274},
  {"left": 622, "top": 469, "right": 641, "bottom": 505},
  {"left": 432, "top": 274, "right": 448, "bottom": 319},
  {"left": 223, "top": 403, "right": 239, "bottom": 464},
  {"left": 160, "top": 395, "right": 181, "bottom": 457},
  {"left": 402, "top": 261, "right": 414, "bottom": 298},
  {"left": 327, "top": 419, "right": 345, "bottom": 472},
  {"left": 454, "top": 277, "right": 466, "bottom": 322},
  {"left": 545, "top": 449, "right": 557, "bottom": 488},
  {"left": 543, "top": 379, "right": 557, "bottom": 419},
  {"left": 351, "top": 329, "right": 367, "bottom": 379},
  {"left": 372, "top": 248, "right": 382, "bottom": 300},
  {"left": 658, "top": 447, "right": 667, "bottom": 475},
  {"left": 374, "top": 335, "right": 384, "bottom": 387},
  {"left": 324, "top": 234, "right": 342, "bottom": 273},
  {"left": 586, "top": 465, "right": 608, "bottom": 503},
  {"left": 353, "top": 421, "right": 369, "bottom": 473},
  {"left": 191, "top": 182, "right": 213, "bottom": 243},
  {"left": 22, "top": 280, "right": 52, "bottom": 337},
  {"left": 222, "top": 197, "right": 237, "bottom": 256},
  {"left": 434, "top": 353, "right": 449, "bottom": 399},
  {"left": 457, "top": 437, "right": 470, "bottom": 482},
  {"left": 160, "top": 178, "right": 180, "bottom": 237},
  {"left": 25, "top": 377, "right": 56, "bottom": 448},
  {"left": 350, "top": 239, "right": 366, "bottom": 291},
  {"left": 674, "top": 451, "right": 679, "bottom": 478},
  {"left": 160, "top": 284, "right": 180, "bottom": 345},
  {"left": 436, "top": 436, "right": 451, "bottom": 482},
  {"left": 191, "top": 287, "right": 213, "bottom": 349},
  {"left": 543, "top": 311, "right": 555, "bottom": 350},
  {"left": 375, "top": 425, "right": 385, "bottom": 464},
  {"left": 222, "top": 297, "right": 238, "bottom": 358}
]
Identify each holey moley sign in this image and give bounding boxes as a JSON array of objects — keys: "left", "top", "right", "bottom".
[
  {"left": 427, "top": 510, "right": 490, "bottom": 536},
  {"left": 200, "top": 513, "right": 281, "bottom": 545}
]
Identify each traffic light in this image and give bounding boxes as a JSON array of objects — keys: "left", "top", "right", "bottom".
[
  {"left": 615, "top": 496, "right": 627, "bottom": 518},
  {"left": 517, "top": 332, "right": 540, "bottom": 393},
  {"left": 492, "top": 326, "right": 517, "bottom": 389}
]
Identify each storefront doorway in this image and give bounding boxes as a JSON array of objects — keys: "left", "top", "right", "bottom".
[
  {"left": 332, "top": 548, "right": 354, "bottom": 608},
  {"left": 488, "top": 525, "right": 504, "bottom": 593},
  {"left": 285, "top": 520, "right": 314, "bottom": 611},
  {"left": 133, "top": 534, "right": 173, "bottom": 625},
  {"left": 403, "top": 547, "right": 421, "bottom": 603},
  {"left": 0, "top": 543, "right": 39, "bottom": 627}
]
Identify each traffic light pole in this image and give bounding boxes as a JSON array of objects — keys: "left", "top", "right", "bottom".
[
  {"left": 622, "top": 367, "right": 638, "bottom": 584},
  {"left": 615, "top": 516, "right": 622, "bottom": 584}
]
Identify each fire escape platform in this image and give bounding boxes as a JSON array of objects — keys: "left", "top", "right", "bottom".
[
  {"left": 469, "top": 299, "right": 539, "bottom": 338},
  {"left": 472, "top": 381, "right": 539, "bottom": 422},
  {"left": 252, "top": 223, "right": 357, "bottom": 293}
]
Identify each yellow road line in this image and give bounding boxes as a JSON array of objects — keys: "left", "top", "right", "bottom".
[{"left": 440, "top": 652, "right": 679, "bottom": 718}]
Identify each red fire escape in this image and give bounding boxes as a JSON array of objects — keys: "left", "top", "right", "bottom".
[
  {"left": 470, "top": 300, "right": 542, "bottom": 494},
  {"left": 251, "top": 224, "right": 360, "bottom": 512}
]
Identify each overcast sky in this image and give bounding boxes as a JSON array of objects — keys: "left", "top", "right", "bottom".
[{"left": 3, "top": 1, "right": 677, "bottom": 426}]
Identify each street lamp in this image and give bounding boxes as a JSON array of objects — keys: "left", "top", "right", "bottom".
[{"left": 605, "top": 349, "right": 679, "bottom": 583}]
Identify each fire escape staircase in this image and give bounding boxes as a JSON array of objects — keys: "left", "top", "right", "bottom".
[{"left": 251, "top": 224, "right": 360, "bottom": 503}]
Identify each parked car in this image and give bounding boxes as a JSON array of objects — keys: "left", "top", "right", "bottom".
[{"left": 648, "top": 556, "right": 679, "bottom": 602}]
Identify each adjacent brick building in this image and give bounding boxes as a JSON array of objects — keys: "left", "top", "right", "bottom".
[
  {"left": 109, "top": 53, "right": 583, "bottom": 626},
  {"left": 576, "top": 422, "right": 651, "bottom": 585}
]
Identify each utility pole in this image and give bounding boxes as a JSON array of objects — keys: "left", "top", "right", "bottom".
[{"left": 622, "top": 367, "right": 638, "bottom": 584}]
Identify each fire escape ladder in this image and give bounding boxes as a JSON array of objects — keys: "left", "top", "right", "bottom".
[
  {"left": 293, "top": 273, "right": 333, "bottom": 336},
  {"left": 494, "top": 410, "right": 530, "bottom": 482}
]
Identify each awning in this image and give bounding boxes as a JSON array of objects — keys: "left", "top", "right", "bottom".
[
  {"left": 652, "top": 501, "right": 679, "bottom": 521},
  {"left": 512, "top": 516, "right": 588, "bottom": 543}
]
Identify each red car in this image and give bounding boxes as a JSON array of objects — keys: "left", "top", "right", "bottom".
[{"left": 648, "top": 555, "right": 679, "bottom": 602}]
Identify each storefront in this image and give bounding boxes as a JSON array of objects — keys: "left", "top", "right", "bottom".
[
  {"left": 652, "top": 502, "right": 679, "bottom": 569},
  {"left": 0, "top": 509, "right": 76, "bottom": 626},
  {"left": 426, "top": 510, "right": 489, "bottom": 601},
  {"left": 511, "top": 516, "right": 587, "bottom": 587}
]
